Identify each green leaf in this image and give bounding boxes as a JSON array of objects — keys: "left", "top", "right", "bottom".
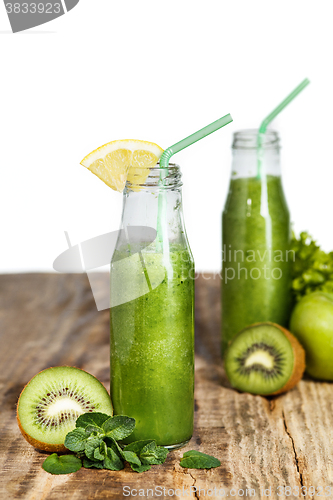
[
  {"left": 83, "top": 458, "right": 104, "bottom": 469},
  {"left": 104, "top": 438, "right": 123, "bottom": 457},
  {"left": 42, "top": 454, "right": 82, "bottom": 475},
  {"left": 105, "top": 437, "right": 143, "bottom": 468},
  {"left": 180, "top": 450, "right": 221, "bottom": 469},
  {"left": 94, "top": 443, "right": 106, "bottom": 461},
  {"left": 103, "top": 446, "right": 124, "bottom": 471},
  {"left": 76, "top": 412, "right": 111, "bottom": 431},
  {"left": 102, "top": 415, "right": 135, "bottom": 440},
  {"left": 123, "top": 440, "right": 154, "bottom": 454},
  {"left": 85, "top": 436, "right": 102, "bottom": 460},
  {"left": 105, "top": 437, "right": 124, "bottom": 458},
  {"left": 291, "top": 232, "right": 333, "bottom": 301},
  {"left": 302, "top": 269, "right": 325, "bottom": 285},
  {"left": 114, "top": 439, "right": 142, "bottom": 467},
  {"left": 122, "top": 450, "right": 141, "bottom": 467},
  {"left": 84, "top": 425, "right": 105, "bottom": 436},
  {"left": 105, "top": 437, "right": 127, "bottom": 461},
  {"left": 64, "top": 428, "right": 87, "bottom": 452},
  {"left": 123, "top": 440, "right": 168, "bottom": 469},
  {"left": 140, "top": 441, "right": 168, "bottom": 465},
  {"left": 130, "top": 463, "right": 151, "bottom": 473}
]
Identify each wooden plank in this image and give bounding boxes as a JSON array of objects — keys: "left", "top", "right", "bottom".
[{"left": 0, "top": 274, "right": 333, "bottom": 499}]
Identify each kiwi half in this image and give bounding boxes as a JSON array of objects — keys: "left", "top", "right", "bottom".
[
  {"left": 224, "top": 323, "right": 305, "bottom": 396},
  {"left": 17, "top": 366, "right": 113, "bottom": 452}
]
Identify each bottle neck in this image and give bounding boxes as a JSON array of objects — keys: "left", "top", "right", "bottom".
[
  {"left": 231, "top": 129, "right": 281, "bottom": 178},
  {"left": 118, "top": 164, "right": 191, "bottom": 252},
  {"left": 124, "top": 163, "right": 182, "bottom": 194},
  {"left": 121, "top": 185, "right": 183, "bottom": 228}
]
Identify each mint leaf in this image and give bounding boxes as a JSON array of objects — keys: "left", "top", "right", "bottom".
[
  {"left": 180, "top": 450, "right": 221, "bottom": 469},
  {"left": 140, "top": 441, "right": 168, "bottom": 465},
  {"left": 105, "top": 437, "right": 124, "bottom": 457},
  {"left": 113, "top": 439, "right": 142, "bottom": 468},
  {"left": 102, "top": 415, "right": 135, "bottom": 440},
  {"left": 131, "top": 464, "right": 152, "bottom": 473},
  {"left": 123, "top": 440, "right": 154, "bottom": 454},
  {"left": 64, "top": 428, "right": 87, "bottom": 452},
  {"left": 76, "top": 412, "right": 111, "bottom": 431},
  {"left": 123, "top": 440, "right": 168, "bottom": 470},
  {"left": 85, "top": 436, "right": 102, "bottom": 460},
  {"left": 122, "top": 450, "right": 141, "bottom": 467},
  {"left": 110, "top": 437, "right": 123, "bottom": 453},
  {"left": 103, "top": 446, "right": 124, "bottom": 471},
  {"left": 94, "top": 442, "right": 107, "bottom": 461},
  {"left": 84, "top": 425, "right": 105, "bottom": 436},
  {"left": 83, "top": 458, "right": 104, "bottom": 469},
  {"left": 105, "top": 437, "right": 142, "bottom": 468},
  {"left": 42, "top": 454, "right": 82, "bottom": 475}
]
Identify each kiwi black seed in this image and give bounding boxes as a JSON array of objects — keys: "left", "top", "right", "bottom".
[
  {"left": 17, "top": 366, "right": 113, "bottom": 452},
  {"left": 224, "top": 322, "right": 305, "bottom": 396}
]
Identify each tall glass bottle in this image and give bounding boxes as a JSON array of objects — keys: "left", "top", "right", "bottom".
[
  {"left": 221, "top": 130, "right": 292, "bottom": 355},
  {"left": 110, "top": 163, "right": 194, "bottom": 449}
]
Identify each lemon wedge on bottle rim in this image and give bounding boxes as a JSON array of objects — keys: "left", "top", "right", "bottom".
[{"left": 80, "top": 139, "right": 164, "bottom": 192}]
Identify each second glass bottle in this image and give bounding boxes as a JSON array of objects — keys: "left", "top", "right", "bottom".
[{"left": 221, "top": 130, "right": 292, "bottom": 355}]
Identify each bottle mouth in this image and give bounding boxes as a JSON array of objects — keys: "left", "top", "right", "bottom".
[
  {"left": 125, "top": 162, "right": 182, "bottom": 191},
  {"left": 232, "top": 129, "right": 280, "bottom": 150}
]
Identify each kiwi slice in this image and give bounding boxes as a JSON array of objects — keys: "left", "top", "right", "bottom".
[
  {"left": 17, "top": 366, "right": 113, "bottom": 452},
  {"left": 224, "top": 322, "right": 305, "bottom": 396}
]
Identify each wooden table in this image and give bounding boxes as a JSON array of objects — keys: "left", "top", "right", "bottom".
[{"left": 1, "top": 274, "right": 333, "bottom": 499}]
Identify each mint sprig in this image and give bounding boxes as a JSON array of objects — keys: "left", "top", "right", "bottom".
[
  {"left": 180, "top": 450, "right": 221, "bottom": 469},
  {"left": 42, "top": 412, "right": 168, "bottom": 475}
]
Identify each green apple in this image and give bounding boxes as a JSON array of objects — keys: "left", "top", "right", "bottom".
[{"left": 290, "top": 292, "right": 333, "bottom": 380}]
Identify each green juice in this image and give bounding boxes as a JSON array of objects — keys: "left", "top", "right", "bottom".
[
  {"left": 222, "top": 175, "right": 292, "bottom": 354},
  {"left": 110, "top": 245, "right": 194, "bottom": 447}
]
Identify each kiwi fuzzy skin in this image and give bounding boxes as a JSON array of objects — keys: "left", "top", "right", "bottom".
[
  {"left": 16, "top": 416, "right": 67, "bottom": 452},
  {"left": 270, "top": 324, "right": 306, "bottom": 395},
  {"left": 225, "top": 322, "right": 306, "bottom": 396},
  {"left": 16, "top": 365, "right": 111, "bottom": 452}
]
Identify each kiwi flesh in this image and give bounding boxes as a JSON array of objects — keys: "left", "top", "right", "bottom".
[
  {"left": 17, "top": 366, "right": 113, "bottom": 452},
  {"left": 224, "top": 322, "right": 305, "bottom": 396}
]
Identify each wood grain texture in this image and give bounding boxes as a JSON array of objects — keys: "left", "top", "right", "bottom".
[{"left": 0, "top": 273, "right": 333, "bottom": 499}]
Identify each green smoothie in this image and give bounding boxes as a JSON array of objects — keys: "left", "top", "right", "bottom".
[
  {"left": 110, "top": 244, "right": 194, "bottom": 447},
  {"left": 221, "top": 175, "right": 292, "bottom": 354}
]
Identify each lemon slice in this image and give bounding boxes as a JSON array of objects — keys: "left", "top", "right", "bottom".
[{"left": 81, "top": 139, "right": 164, "bottom": 192}]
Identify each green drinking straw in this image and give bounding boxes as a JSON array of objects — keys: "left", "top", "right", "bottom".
[
  {"left": 159, "top": 113, "right": 233, "bottom": 169},
  {"left": 257, "top": 78, "right": 310, "bottom": 178},
  {"left": 156, "top": 113, "right": 233, "bottom": 250}
]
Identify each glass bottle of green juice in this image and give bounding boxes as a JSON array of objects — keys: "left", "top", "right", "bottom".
[
  {"left": 221, "top": 130, "right": 292, "bottom": 356},
  {"left": 110, "top": 163, "right": 194, "bottom": 449}
]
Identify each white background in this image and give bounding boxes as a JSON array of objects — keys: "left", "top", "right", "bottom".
[{"left": 1, "top": 0, "right": 332, "bottom": 273}]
